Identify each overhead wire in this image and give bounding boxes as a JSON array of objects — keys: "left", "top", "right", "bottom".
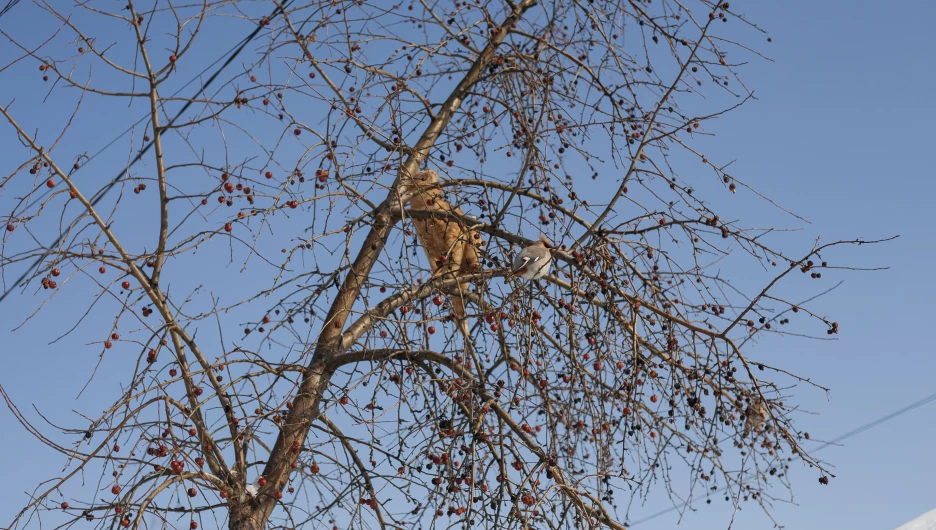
[
  {"left": 0, "top": 0, "right": 20, "bottom": 18},
  {"left": 0, "top": 0, "right": 294, "bottom": 303},
  {"left": 628, "top": 389, "right": 936, "bottom": 526},
  {"left": 3, "top": 3, "right": 931, "bottom": 526}
]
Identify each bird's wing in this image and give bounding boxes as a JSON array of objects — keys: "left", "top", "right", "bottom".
[
  {"left": 510, "top": 255, "right": 531, "bottom": 275},
  {"left": 525, "top": 253, "right": 546, "bottom": 267}
]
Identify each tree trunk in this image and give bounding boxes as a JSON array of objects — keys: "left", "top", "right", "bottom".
[{"left": 229, "top": 501, "right": 262, "bottom": 530}]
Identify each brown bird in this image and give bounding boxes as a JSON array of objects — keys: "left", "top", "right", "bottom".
[
  {"left": 399, "top": 169, "right": 481, "bottom": 343},
  {"left": 742, "top": 399, "right": 769, "bottom": 438}
]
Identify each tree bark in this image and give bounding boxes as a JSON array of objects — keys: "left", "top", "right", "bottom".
[
  {"left": 233, "top": 1, "right": 538, "bottom": 527},
  {"left": 229, "top": 500, "right": 264, "bottom": 530}
]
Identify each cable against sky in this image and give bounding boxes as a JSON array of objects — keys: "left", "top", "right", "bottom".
[
  {"left": 0, "top": 0, "right": 20, "bottom": 18},
  {"left": 0, "top": 0, "right": 294, "bottom": 303},
  {"left": 628, "top": 389, "right": 936, "bottom": 526}
]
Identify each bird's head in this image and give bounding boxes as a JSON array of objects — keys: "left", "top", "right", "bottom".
[{"left": 398, "top": 169, "right": 442, "bottom": 204}]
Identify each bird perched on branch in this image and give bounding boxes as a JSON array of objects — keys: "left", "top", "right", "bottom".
[
  {"left": 398, "top": 169, "right": 481, "bottom": 342},
  {"left": 508, "top": 235, "right": 553, "bottom": 281},
  {"left": 742, "top": 399, "right": 769, "bottom": 438}
]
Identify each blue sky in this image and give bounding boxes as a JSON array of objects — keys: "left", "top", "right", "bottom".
[
  {"left": 631, "top": 1, "right": 936, "bottom": 528},
  {"left": 1, "top": 1, "right": 935, "bottom": 529}
]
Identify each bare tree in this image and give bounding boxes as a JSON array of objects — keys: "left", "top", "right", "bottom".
[{"left": 0, "top": 1, "right": 885, "bottom": 529}]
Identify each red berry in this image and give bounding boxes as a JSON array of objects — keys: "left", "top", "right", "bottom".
[
  {"left": 310, "top": 464, "right": 320, "bottom": 474},
  {"left": 51, "top": 268, "right": 60, "bottom": 277},
  {"left": 265, "top": 171, "right": 273, "bottom": 179},
  {"left": 257, "top": 477, "right": 267, "bottom": 487},
  {"left": 188, "top": 428, "right": 197, "bottom": 436},
  {"left": 111, "top": 485, "right": 121, "bottom": 495},
  {"left": 99, "top": 266, "right": 106, "bottom": 274},
  {"left": 188, "top": 488, "right": 197, "bottom": 497},
  {"left": 46, "top": 179, "right": 55, "bottom": 188},
  {"left": 427, "top": 326, "right": 436, "bottom": 335},
  {"left": 293, "top": 128, "right": 301, "bottom": 135},
  {"left": 6, "top": 223, "right": 14, "bottom": 232},
  {"left": 339, "top": 396, "right": 349, "bottom": 405},
  {"left": 104, "top": 341, "right": 112, "bottom": 349},
  {"left": 169, "top": 369, "right": 177, "bottom": 377},
  {"left": 224, "top": 223, "right": 232, "bottom": 232},
  {"left": 121, "top": 281, "right": 130, "bottom": 289},
  {"left": 111, "top": 333, "right": 119, "bottom": 340},
  {"left": 169, "top": 55, "right": 177, "bottom": 62}
]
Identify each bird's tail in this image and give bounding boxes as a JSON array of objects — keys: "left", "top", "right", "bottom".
[
  {"left": 450, "top": 283, "right": 474, "bottom": 354},
  {"left": 506, "top": 265, "right": 527, "bottom": 279}
]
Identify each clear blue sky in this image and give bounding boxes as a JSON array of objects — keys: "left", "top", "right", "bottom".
[
  {"left": 1, "top": 1, "right": 934, "bottom": 529},
  {"left": 632, "top": 1, "right": 936, "bottom": 528}
]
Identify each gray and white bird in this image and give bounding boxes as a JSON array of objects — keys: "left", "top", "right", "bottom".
[{"left": 508, "top": 235, "right": 553, "bottom": 281}]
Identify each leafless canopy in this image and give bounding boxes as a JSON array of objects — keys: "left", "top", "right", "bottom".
[{"left": 0, "top": 1, "right": 881, "bottom": 529}]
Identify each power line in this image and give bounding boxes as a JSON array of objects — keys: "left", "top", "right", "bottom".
[
  {"left": 0, "top": 0, "right": 293, "bottom": 303},
  {"left": 628, "top": 389, "right": 936, "bottom": 526},
  {"left": 10, "top": 3, "right": 928, "bottom": 520},
  {"left": 811, "top": 391, "right": 936, "bottom": 452},
  {"left": 21, "top": 28, "right": 255, "bottom": 214},
  {"left": 0, "top": 0, "right": 20, "bottom": 18}
]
